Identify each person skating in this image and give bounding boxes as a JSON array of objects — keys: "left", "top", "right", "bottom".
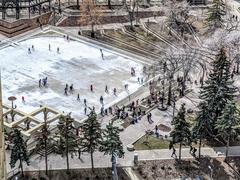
[
  {"left": 109, "top": 107, "right": 113, "bottom": 115},
  {"left": 22, "top": 96, "right": 25, "bottom": 103},
  {"left": 70, "top": 84, "right": 74, "bottom": 92},
  {"left": 32, "top": 45, "right": 35, "bottom": 51},
  {"left": 124, "top": 84, "right": 128, "bottom": 90},
  {"left": 101, "top": 106, "right": 104, "bottom": 116},
  {"left": 28, "top": 48, "right": 31, "bottom": 54},
  {"left": 105, "top": 85, "right": 108, "bottom": 93},
  {"left": 64, "top": 88, "right": 68, "bottom": 96},
  {"left": 57, "top": 47, "right": 60, "bottom": 54},
  {"left": 43, "top": 77, "right": 48, "bottom": 87},
  {"left": 113, "top": 88, "right": 117, "bottom": 96},
  {"left": 65, "top": 84, "right": 69, "bottom": 91},
  {"left": 84, "top": 107, "right": 87, "bottom": 115},
  {"left": 104, "top": 109, "right": 108, "bottom": 116},
  {"left": 77, "top": 94, "right": 80, "bottom": 101},
  {"left": 100, "top": 96, "right": 103, "bottom": 104},
  {"left": 100, "top": 49, "right": 104, "bottom": 60},
  {"left": 49, "top": 44, "right": 51, "bottom": 51},
  {"left": 84, "top": 99, "right": 87, "bottom": 106},
  {"left": 90, "top": 85, "right": 93, "bottom": 92},
  {"left": 39, "top": 79, "right": 42, "bottom": 88},
  {"left": 131, "top": 67, "right": 135, "bottom": 76}
]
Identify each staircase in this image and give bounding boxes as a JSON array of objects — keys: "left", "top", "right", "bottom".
[
  {"left": 48, "top": 13, "right": 62, "bottom": 26},
  {"left": 188, "top": 0, "right": 206, "bottom": 5}
]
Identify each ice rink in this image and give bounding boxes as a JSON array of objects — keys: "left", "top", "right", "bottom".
[{"left": 0, "top": 36, "right": 144, "bottom": 120}]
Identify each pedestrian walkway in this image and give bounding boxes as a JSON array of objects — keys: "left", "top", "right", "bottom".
[{"left": 136, "top": 146, "right": 240, "bottom": 161}]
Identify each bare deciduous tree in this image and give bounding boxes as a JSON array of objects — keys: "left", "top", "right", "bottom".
[{"left": 79, "top": 0, "right": 103, "bottom": 37}]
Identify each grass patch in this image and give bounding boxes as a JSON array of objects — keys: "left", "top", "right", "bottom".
[{"left": 133, "top": 135, "right": 170, "bottom": 150}]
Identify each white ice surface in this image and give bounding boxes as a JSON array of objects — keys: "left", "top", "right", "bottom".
[{"left": 0, "top": 36, "right": 143, "bottom": 120}]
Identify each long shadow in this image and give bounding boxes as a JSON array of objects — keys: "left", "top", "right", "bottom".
[
  {"left": 16, "top": 167, "right": 130, "bottom": 180},
  {"left": 225, "top": 157, "right": 240, "bottom": 179},
  {"left": 173, "top": 156, "right": 232, "bottom": 180}
]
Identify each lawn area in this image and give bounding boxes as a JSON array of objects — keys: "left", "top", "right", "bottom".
[{"left": 133, "top": 135, "right": 170, "bottom": 150}]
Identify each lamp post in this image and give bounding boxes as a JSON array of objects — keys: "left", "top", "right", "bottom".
[{"left": 8, "top": 96, "right": 17, "bottom": 122}]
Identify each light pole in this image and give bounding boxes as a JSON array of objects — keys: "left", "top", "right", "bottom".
[
  {"left": 8, "top": 96, "right": 17, "bottom": 122},
  {"left": 172, "top": 93, "right": 177, "bottom": 121},
  {"left": 208, "top": 165, "right": 213, "bottom": 180}
]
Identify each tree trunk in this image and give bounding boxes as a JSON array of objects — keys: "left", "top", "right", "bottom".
[
  {"left": 181, "top": 81, "right": 185, "bottom": 97},
  {"left": 66, "top": 121, "right": 70, "bottom": 174},
  {"left": 91, "top": 151, "right": 94, "bottom": 172},
  {"left": 226, "top": 135, "right": 230, "bottom": 158},
  {"left": 20, "top": 158, "right": 24, "bottom": 177},
  {"left": 112, "top": 154, "right": 118, "bottom": 180},
  {"left": 44, "top": 109, "right": 48, "bottom": 176},
  {"left": 237, "top": 62, "right": 239, "bottom": 74},
  {"left": 130, "top": 12, "right": 133, "bottom": 30},
  {"left": 108, "top": 0, "right": 112, "bottom": 9},
  {"left": 198, "top": 138, "right": 202, "bottom": 159},
  {"left": 77, "top": 0, "right": 79, "bottom": 9},
  {"left": 44, "top": 137, "right": 48, "bottom": 175},
  {"left": 91, "top": 23, "right": 95, "bottom": 38},
  {"left": 167, "top": 80, "right": 172, "bottom": 106},
  {"left": 135, "top": 0, "right": 139, "bottom": 25},
  {"left": 179, "top": 143, "right": 182, "bottom": 160}
]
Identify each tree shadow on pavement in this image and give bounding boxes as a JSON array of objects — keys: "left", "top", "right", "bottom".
[{"left": 173, "top": 156, "right": 233, "bottom": 180}]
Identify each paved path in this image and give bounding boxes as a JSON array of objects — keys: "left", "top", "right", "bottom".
[
  {"left": 137, "top": 146, "right": 240, "bottom": 161},
  {"left": 6, "top": 94, "right": 240, "bottom": 173},
  {"left": 3, "top": 25, "right": 240, "bottom": 175}
]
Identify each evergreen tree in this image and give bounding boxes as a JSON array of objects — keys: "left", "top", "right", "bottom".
[
  {"left": 33, "top": 109, "right": 53, "bottom": 176},
  {"left": 170, "top": 103, "right": 191, "bottom": 160},
  {"left": 206, "top": 0, "right": 226, "bottom": 28},
  {"left": 215, "top": 102, "right": 240, "bottom": 157},
  {"left": 10, "top": 129, "right": 30, "bottom": 177},
  {"left": 81, "top": 110, "right": 102, "bottom": 172},
  {"left": 199, "top": 48, "right": 237, "bottom": 135},
  {"left": 55, "top": 115, "right": 79, "bottom": 174},
  {"left": 192, "top": 102, "right": 213, "bottom": 158},
  {"left": 99, "top": 121, "right": 124, "bottom": 180},
  {"left": 33, "top": 124, "right": 52, "bottom": 175}
]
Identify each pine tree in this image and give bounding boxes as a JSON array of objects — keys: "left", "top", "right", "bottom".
[
  {"left": 10, "top": 129, "right": 30, "bottom": 177},
  {"left": 206, "top": 0, "right": 226, "bottom": 28},
  {"left": 99, "top": 121, "right": 124, "bottom": 180},
  {"left": 192, "top": 102, "right": 213, "bottom": 158},
  {"left": 33, "top": 124, "right": 52, "bottom": 175},
  {"left": 199, "top": 48, "right": 237, "bottom": 135},
  {"left": 81, "top": 110, "right": 102, "bottom": 172},
  {"left": 33, "top": 109, "right": 52, "bottom": 175},
  {"left": 215, "top": 102, "right": 240, "bottom": 157},
  {"left": 55, "top": 115, "right": 79, "bottom": 174},
  {"left": 170, "top": 103, "right": 191, "bottom": 160}
]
